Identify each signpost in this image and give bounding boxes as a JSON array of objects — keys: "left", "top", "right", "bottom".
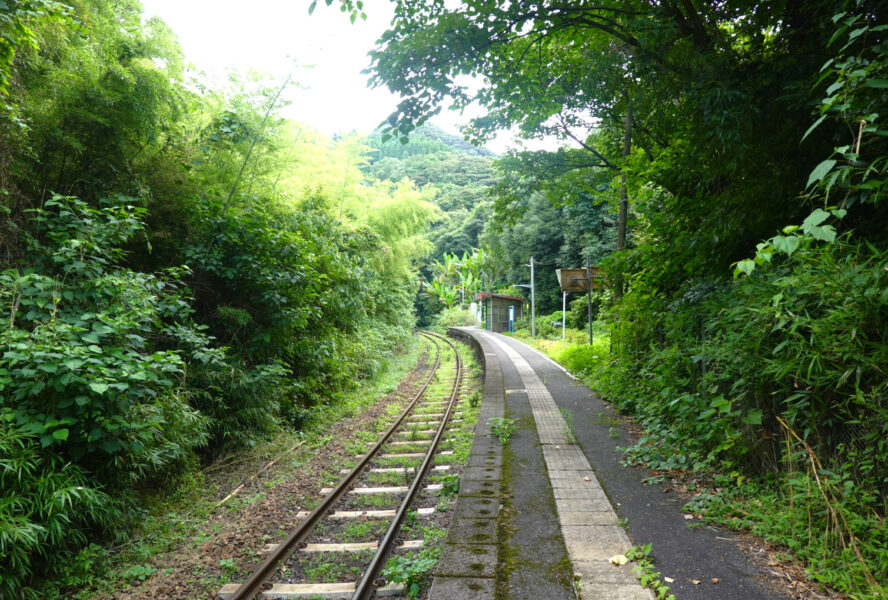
[
  {"left": 556, "top": 262, "right": 605, "bottom": 345},
  {"left": 586, "top": 258, "right": 593, "bottom": 345},
  {"left": 562, "top": 290, "right": 567, "bottom": 347}
]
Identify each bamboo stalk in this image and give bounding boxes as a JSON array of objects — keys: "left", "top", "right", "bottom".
[{"left": 776, "top": 417, "right": 878, "bottom": 588}]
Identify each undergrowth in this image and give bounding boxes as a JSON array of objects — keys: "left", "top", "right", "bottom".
[{"left": 48, "top": 335, "right": 427, "bottom": 599}]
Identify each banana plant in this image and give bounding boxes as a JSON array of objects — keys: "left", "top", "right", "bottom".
[{"left": 421, "top": 278, "right": 460, "bottom": 308}]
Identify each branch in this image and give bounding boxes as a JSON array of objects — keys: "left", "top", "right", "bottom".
[
  {"left": 558, "top": 114, "right": 619, "bottom": 170},
  {"left": 222, "top": 73, "right": 291, "bottom": 213}
]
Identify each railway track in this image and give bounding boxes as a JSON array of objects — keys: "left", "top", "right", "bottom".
[{"left": 217, "top": 331, "right": 469, "bottom": 600}]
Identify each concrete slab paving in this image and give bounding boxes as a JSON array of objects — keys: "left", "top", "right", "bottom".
[
  {"left": 433, "top": 328, "right": 793, "bottom": 600},
  {"left": 453, "top": 496, "right": 500, "bottom": 519},
  {"left": 581, "top": 583, "right": 659, "bottom": 600},
  {"left": 555, "top": 495, "right": 616, "bottom": 513},
  {"left": 474, "top": 330, "right": 654, "bottom": 599},
  {"left": 435, "top": 543, "right": 498, "bottom": 577},
  {"left": 444, "top": 517, "right": 498, "bottom": 545},
  {"left": 471, "top": 330, "right": 580, "bottom": 600},
  {"left": 427, "top": 576, "right": 495, "bottom": 599},
  {"left": 427, "top": 329, "right": 504, "bottom": 600},
  {"left": 573, "top": 559, "right": 640, "bottom": 585},
  {"left": 465, "top": 455, "right": 503, "bottom": 468},
  {"left": 459, "top": 478, "right": 499, "bottom": 496},
  {"left": 562, "top": 525, "right": 633, "bottom": 559},
  {"left": 462, "top": 465, "right": 501, "bottom": 481},
  {"left": 559, "top": 510, "right": 619, "bottom": 526}
]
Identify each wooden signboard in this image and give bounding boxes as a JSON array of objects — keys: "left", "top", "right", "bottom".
[{"left": 556, "top": 267, "right": 605, "bottom": 292}]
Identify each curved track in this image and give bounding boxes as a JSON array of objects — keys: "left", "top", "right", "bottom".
[{"left": 219, "top": 330, "right": 464, "bottom": 600}]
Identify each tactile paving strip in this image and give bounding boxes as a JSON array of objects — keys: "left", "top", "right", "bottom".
[{"left": 477, "top": 332, "right": 654, "bottom": 600}]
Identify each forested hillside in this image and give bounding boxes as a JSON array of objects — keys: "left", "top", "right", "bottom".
[
  {"left": 362, "top": 125, "right": 618, "bottom": 322},
  {"left": 363, "top": 124, "right": 496, "bottom": 258}
]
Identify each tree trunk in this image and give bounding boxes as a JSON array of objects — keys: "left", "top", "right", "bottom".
[{"left": 614, "top": 91, "right": 632, "bottom": 300}]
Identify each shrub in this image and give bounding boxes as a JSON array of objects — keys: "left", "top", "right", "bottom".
[
  {"left": 432, "top": 307, "right": 476, "bottom": 329},
  {"left": 558, "top": 345, "right": 599, "bottom": 375},
  {"left": 1, "top": 197, "right": 208, "bottom": 483},
  {"left": 0, "top": 196, "right": 210, "bottom": 592},
  {"left": 601, "top": 238, "right": 888, "bottom": 507},
  {"left": 568, "top": 292, "right": 604, "bottom": 329},
  {"left": 0, "top": 422, "right": 121, "bottom": 597}
]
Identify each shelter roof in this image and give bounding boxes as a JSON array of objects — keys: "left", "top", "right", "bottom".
[{"left": 473, "top": 291, "right": 526, "bottom": 303}]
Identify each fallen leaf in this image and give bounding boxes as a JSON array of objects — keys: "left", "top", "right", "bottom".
[
  {"left": 609, "top": 554, "right": 628, "bottom": 566},
  {"left": 692, "top": 579, "right": 701, "bottom": 585},
  {"left": 583, "top": 476, "right": 591, "bottom": 481},
  {"left": 711, "top": 578, "right": 720, "bottom": 584},
  {"left": 683, "top": 514, "right": 694, "bottom": 520},
  {"left": 664, "top": 577, "right": 674, "bottom": 583}
]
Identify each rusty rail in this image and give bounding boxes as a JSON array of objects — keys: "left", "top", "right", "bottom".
[
  {"left": 225, "top": 332, "right": 444, "bottom": 600},
  {"left": 351, "top": 330, "right": 463, "bottom": 599}
]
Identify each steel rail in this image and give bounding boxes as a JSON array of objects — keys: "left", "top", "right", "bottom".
[
  {"left": 351, "top": 330, "right": 463, "bottom": 600},
  {"left": 225, "top": 333, "right": 443, "bottom": 600}
]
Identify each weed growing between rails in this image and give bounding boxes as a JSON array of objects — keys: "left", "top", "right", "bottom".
[
  {"left": 257, "top": 331, "right": 479, "bottom": 600},
  {"left": 386, "top": 521, "right": 448, "bottom": 599},
  {"left": 375, "top": 334, "right": 482, "bottom": 599},
  {"left": 61, "top": 336, "right": 429, "bottom": 600}
]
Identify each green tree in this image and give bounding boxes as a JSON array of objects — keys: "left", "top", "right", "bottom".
[
  {"left": 367, "top": 0, "right": 844, "bottom": 281},
  {"left": 0, "top": 0, "right": 69, "bottom": 102},
  {"left": 9, "top": 0, "right": 186, "bottom": 204}
]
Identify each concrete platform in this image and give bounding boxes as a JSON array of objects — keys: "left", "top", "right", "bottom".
[
  {"left": 428, "top": 329, "right": 504, "bottom": 600},
  {"left": 433, "top": 327, "right": 786, "bottom": 600}
]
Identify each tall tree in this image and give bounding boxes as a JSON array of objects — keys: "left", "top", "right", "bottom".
[{"left": 366, "top": 0, "right": 844, "bottom": 285}]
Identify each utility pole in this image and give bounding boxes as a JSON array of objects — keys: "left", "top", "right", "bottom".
[
  {"left": 516, "top": 257, "right": 536, "bottom": 336},
  {"left": 528, "top": 256, "right": 536, "bottom": 337},
  {"left": 586, "top": 256, "right": 593, "bottom": 345}
]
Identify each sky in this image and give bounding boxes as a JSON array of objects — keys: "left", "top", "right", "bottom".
[{"left": 138, "top": 0, "right": 520, "bottom": 153}]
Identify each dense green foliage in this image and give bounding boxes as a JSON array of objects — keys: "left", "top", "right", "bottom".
[
  {"left": 0, "top": 196, "right": 208, "bottom": 597},
  {"left": 0, "top": 0, "right": 435, "bottom": 594},
  {"left": 3, "top": 0, "right": 887, "bottom": 595}
]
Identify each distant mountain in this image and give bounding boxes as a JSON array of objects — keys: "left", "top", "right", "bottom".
[
  {"left": 364, "top": 123, "right": 496, "bottom": 161},
  {"left": 360, "top": 122, "right": 498, "bottom": 263}
]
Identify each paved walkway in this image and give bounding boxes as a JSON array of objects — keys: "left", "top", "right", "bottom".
[{"left": 431, "top": 327, "right": 785, "bottom": 600}]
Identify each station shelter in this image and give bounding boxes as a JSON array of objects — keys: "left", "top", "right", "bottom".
[{"left": 473, "top": 292, "right": 526, "bottom": 333}]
